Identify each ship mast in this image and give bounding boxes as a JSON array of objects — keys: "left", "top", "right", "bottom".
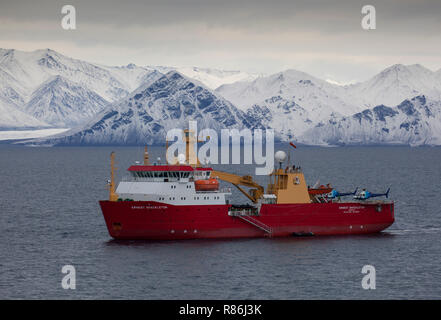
[
  {"left": 143, "top": 146, "right": 150, "bottom": 165},
  {"left": 184, "top": 129, "right": 201, "bottom": 167},
  {"left": 109, "top": 152, "right": 119, "bottom": 202}
]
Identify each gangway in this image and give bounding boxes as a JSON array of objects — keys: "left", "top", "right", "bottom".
[{"left": 228, "top": 209, "right": 273, "bottom": 235}]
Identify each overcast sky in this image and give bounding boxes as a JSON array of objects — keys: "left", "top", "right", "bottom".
[{"left": 0, "top": 0, "right": 440, "bottom": 83}]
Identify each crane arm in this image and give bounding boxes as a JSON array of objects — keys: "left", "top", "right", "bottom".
[{"left": 211, "top": 170, "right": 264, "bottom": 203}]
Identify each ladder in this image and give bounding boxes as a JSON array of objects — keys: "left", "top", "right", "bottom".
[{"left": 236, "top": 215, "right": 273, "bottom": 235}]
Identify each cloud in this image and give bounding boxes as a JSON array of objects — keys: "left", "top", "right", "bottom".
[{"left": 0, "top": 0, "right": 440, "bottom": 83}]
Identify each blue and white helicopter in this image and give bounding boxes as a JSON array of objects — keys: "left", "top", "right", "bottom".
[
  {"left": 325, "top": 188, "right": 358, "bottom": 199},
  {"left": 354, "top": 188, "right": 390, "bottom": 200}
]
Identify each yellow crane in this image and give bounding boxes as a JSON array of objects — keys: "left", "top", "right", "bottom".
[
  {"left": 166, "top": 127, "right": 266, "bottom": 203},
  {"left": 211, "top": 170, "right": 264, "bottom": 203}
]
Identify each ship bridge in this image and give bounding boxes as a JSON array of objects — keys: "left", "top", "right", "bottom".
[
  {"left": 126, "top": 165, "right": 212, "bottom": 182},
  {"left": 115, "top": 164, "right": 231, "bottom": 205}
]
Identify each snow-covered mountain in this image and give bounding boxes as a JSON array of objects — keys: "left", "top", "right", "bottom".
[
  {"left": 23, "top": 75, "right": 109, "bottom": 127},
  {"left": 0, "top": 48, "right": 261, "bottom": 129},
  {"left": 99, "top": 63, "right": 159, "bottom": 93},
  {"left": 346, "top": 64, "right": 441, "bottom": 108},
  {"left": 0, "top": 49, "right": 123, "bottom": 101},
  {"left": 0, "top": 48, "right": 151, "bottom": 102},
  {"left": 2, "top": 48, "right": 441, "bottom": 146},
  {"left": 215, "top": 69, "right": 364, "bottom": 141},
  {"left": 0, "top": 48, "right": 162, "bottom": 129},
  {"left": 151, "top": 66, "right": 260, "bottom": 90},
  {"left": 215, "top": 65, "right": 441, "bottom": 143},
  {"left": 0, "top": 96, "right": 50, "bottom": 130},
  {"left": 30, "top": 71, "right": 263, "bottom": 145},
  {"left": 299, "top": 95, "right": 441, "bottom": 146},
  {"left": 216, "top": 69, "right": 360, "bottom": 116},
  {"left": 435, "top": 68, "right": 441, "bottom": 82}
]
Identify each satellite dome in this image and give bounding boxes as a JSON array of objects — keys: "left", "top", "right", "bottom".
[
  {"left": 275, "top": 150, "right": 287, "bottom": 163},
  {"left": 177, "top": 153, "right": 186, "bottom": 164}
]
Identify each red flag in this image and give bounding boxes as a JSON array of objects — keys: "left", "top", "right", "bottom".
[{"left": 290, "top": 142, "right": 297, "bottom": 149}]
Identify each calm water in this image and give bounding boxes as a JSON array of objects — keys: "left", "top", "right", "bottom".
[{"left": 1, "top": 145, "right": 441, "bottom": 299}]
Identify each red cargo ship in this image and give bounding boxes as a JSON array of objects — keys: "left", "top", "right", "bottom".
[{"left": 99, "top": 134, "right": 394, "bottom": 240}]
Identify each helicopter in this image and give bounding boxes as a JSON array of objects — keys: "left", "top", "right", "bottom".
[
  {"left": 325, "top": 188, "right": 358, "bottom": 199},
  {"left": 354, "top": 188, "right": 390, "bottom": 200}
]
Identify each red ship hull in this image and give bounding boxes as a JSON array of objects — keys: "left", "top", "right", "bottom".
[{"left": 99, "top": 201, "right": 394, "bottom": 240}]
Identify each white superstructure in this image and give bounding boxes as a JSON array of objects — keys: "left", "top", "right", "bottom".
[{"left": 115, "top": 165, "right": 231, "bottom": 205}]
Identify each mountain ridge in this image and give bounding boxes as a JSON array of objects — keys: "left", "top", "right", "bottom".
[
  {"left": 27, "top": 71, "right": 264, "bottom": 145},
  {"left": 2, "top": 48, "right": 441, "bottom": 146},
  {"left": 298, "top": 95, "right": 441, "bottom": 146}
]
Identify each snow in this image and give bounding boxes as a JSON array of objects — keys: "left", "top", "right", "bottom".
[
  {"left": 172, "top": 67, "right": 261, "bottom": 90},
  {"left": 24, "top": 75, "right": 109, "bottom": 127},
  {"left": 298, "top": 96, "right": 441, "bottom": 146},
  {"left": 2, "top": 48, "right": 441, "bottom": 146},
  {"left": 0, "top": 48, "right": 132, "bottom": 102},
  {"left": 99, "top": 64, "right": 157, "bottom": 93},
  {"left": 0, "top": 97, "right": 50, "bottom": 129},
  {"left": 216, "top": 69, "right": 359, "bottom": 116},
  {"left": 0, "top": 48, "right": 161, "bottom": 128},
  {"left": 0, "top": 128, "right": 69, "bottom": 141},
  {"left": 0, "top": 48, "right": 259, "bottom": 129},
  {"left": 149, "top": 66, "right": 260, "bottom": 90},
  {"left": 346, "top": 64, "right": 441, "bottom": 108},
  {"left": 215, "top": 65, "right": 441, "bottom": 144},
  {"left": 28, "top": 71, "right": 262, "bottom": 146}
]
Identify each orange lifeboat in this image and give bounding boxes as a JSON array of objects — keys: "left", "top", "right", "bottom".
[
  {"left": 195, "top": 178, "right": 219, "bottom": 191},
  {"left": 308, "top": 184, "right": 332, "bottom": 195}
]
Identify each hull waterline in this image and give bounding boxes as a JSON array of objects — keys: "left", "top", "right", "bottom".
[{"left": 99, "top": 200, "right": 394, "bottom": 240}]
